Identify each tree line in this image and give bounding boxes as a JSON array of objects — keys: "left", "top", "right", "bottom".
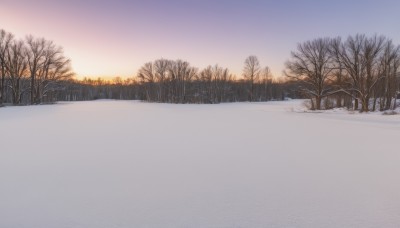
[
  {"left": 0, "top": 28, "right": 292, "bottom": 105},
  {"left": 57, "top": 67, "right": 291, "bottom": 104},
  {"left": 135, "top": 57, "right": 286, "bottom": 103},
  {"left": 0, "top": 29, "right": 73, "bottom": 105},
  {"left": 6, "top": 28, "right": 398, "bottom": 110},
  {"left": 285, "top": 35, "right": 400, "bottom": 112}
]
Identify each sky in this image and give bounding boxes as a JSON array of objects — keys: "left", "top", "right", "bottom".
[{"left": 1, "top": 0, "right": 400, "bottom": 79}]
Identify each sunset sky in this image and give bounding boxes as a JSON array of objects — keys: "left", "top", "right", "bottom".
[{"left": 1, "top": 0, "right": 400, "bottom": 79}]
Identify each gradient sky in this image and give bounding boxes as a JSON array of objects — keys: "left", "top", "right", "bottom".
[{"left": 1, "top": 0, "right": 400, "bottom": 79}]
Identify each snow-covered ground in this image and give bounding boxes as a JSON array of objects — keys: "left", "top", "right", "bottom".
[{"left": 0, "top": 100, "right": 399, "bottom": 228}]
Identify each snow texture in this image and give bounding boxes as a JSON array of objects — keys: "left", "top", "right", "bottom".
[{"left": 0, "top": 100, "right": 399, "bottom": 228}]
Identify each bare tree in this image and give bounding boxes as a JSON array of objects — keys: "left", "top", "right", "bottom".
[
  {"left": 214, "top": 65, "right": 231, "bottom": 103},
  {"left": 198, "top": 65, "right": 213, "bottom": 102},
  {"left": 378, "top": 40, "right": 400, "bottom": 110},
  {"left": 25, "top": 37, "right": 73, "bottom": 104},
  {"left": 154, "top": 59, "right": 171, "bottom": 102},
  {"left": 261, "top": 66, "right": 272, "bottom": 101},
  {"left": 285, "top": 38, "right": 333, "bottom": 110},
  {"left": 137, "top": 62, "right": 156, "bottom": 101},
  {"left": 5, "top": 39, "right": 29, "bottom": 104},
  {"left": 168, "top": 60, "right": 197, "bottom": 103},
  {"left": 0, "top": 29, "right": 14, "bottom": 105},
  {"left": 39, "top": 43, "right": 73, "bottom": 103},
  {"left": 329, "top": 37, "right": 349, "bottom": 108},
  {"left": 26, "top": 35, "right": 46, "bottom": 104},
  {"left": 243, "top": 56, "right": 260, "bottom": 102},
  {"left": 333, "top": 35, "right": 386, "bottom": 112}
]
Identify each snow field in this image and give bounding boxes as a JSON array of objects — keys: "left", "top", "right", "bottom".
[{"left": 0, "top": 100, "right": 399, "bottom": 228}]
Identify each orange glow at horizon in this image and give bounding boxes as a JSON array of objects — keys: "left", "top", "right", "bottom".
[{"left": 1, "top": 2, "right": 285, "bottom": 81}]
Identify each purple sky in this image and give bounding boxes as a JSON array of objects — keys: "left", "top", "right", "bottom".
[{"left": 1, "top": 0, "right": 400, "bottom": 79}]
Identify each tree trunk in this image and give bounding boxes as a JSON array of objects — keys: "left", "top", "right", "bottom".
[
  {"left": 315, "top": 96, "right": 322, "bottom": 110},
  {"left": 385, "top": 96, "right": 392, "bottom": 110},
  {"left": 250, "top": 80, "right": 253, "bottom": 102},
  {"left": 361, "top": 96, "right": 369, "bottom": 112},
  {"left": 354, "top": 98, "right": 359, "bottom": 110},
  {"left": 0, "top": 66, "right": 4, "bottom": 105},
  {"left": 336, "top": 95, "right": 342, "bottom": 108},
  {"left": 310, "top": 99, "right": 314, "bottom": 110},
  {"left": 30, "top": 75, "right": 35, "bottom": 104},
  {"left": 372, "top": 97, "right": 378, "bottom": 111}
]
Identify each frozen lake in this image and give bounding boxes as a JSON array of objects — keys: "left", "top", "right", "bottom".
[{"left": 0, "top": 100, "right": 399, "bottom": 228}]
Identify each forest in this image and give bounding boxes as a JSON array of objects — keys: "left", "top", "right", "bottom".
[{"left": 1, "top": 28, "right": 399, "bottom": 111}]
